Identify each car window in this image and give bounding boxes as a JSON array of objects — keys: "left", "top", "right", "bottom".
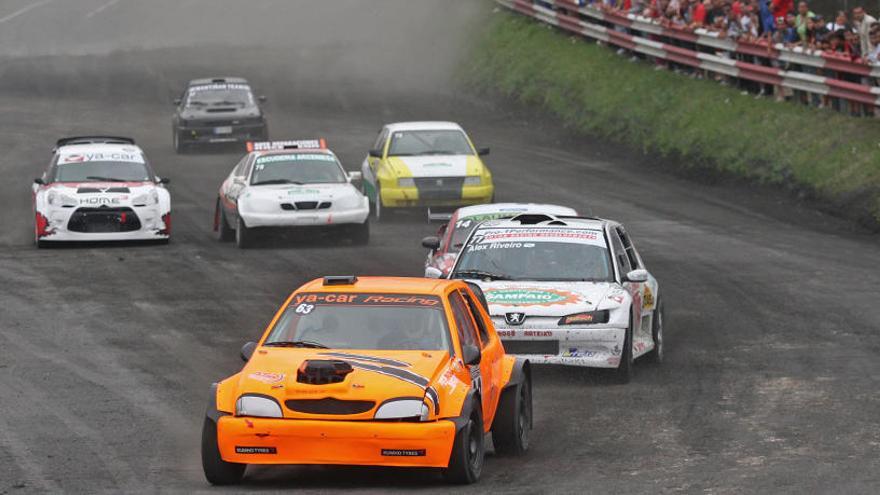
[
  {"left": 232, "top": 156, "right": 248, "bottom": 177},
  {"left": 617, "top": 227, "right": 641, "bottom": 269},
  {"left": 52, "top": 150, "right": 152, "bottom": 182},
  {"left": 265, "top": 292, "right": 452, "bottom": 352},
  {"left": 461, "top": 290, "right": 490, "bottom": 347},
  {"left": 453, "top": 226, "right": 614, "bottom": 282},
  {"left": 242, "top": 157, "right": 254, "bottom": 180},
  {"left": 372, "top": 129, "right": 388, "bottom": 152},
  {"left": 250, "top": 153, "right": 346, "bottom": 185},
  {"left": 609, "top": 229, "right": 631, "bottom": 277},
  {"left": 185, "top": 83, "right": 254, "bottom": 109},
  {"left": 388, "top": 130, "right": 474, "bottom": 156},
  {"left": 448, "top": 290, "right": 480, "bottom": 351}
]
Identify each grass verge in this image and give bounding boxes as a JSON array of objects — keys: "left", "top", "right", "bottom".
[{"left": 462, "top": 10, "right": 880, "bottom": 229}]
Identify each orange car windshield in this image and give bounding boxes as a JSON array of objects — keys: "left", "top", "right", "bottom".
[{"left": 264, "top": 293, "right": 453, "bottom": 352}]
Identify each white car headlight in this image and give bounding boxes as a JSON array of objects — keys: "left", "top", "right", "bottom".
[
  {"left": 132, "top": 190, "right": 159, "bottom": 206},
  {"left": 236, "top": 395, "right": 283, "bottom": 418},
  {"left": 463, "top": 176, "right": 482, "bottom": 186},
  {"left": 46, "top": 192, "right": 77, "bottom": 208},
  {"left": 374, "top": 399, "right": 429, "bottom": 421},
  {"left": 397, "top": 178, "right": 415, "bottom": 188}
]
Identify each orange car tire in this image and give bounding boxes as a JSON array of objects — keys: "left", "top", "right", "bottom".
[
  {"left": 201, "top": 416, "right": 245, "bottom": 485},
  {"left": 491, "top": 378, "right": 532, "bottom": 456},
  {"left": 442, "top": 408, "right": 484, "bottom": 484}
]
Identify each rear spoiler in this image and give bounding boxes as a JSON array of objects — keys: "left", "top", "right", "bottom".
[
  {"left": 247, "top": 139, "right": 326, "bottom": 152},
  {"left": 55, "top": 136, "right": 135, "bottom": 149},
  {"left": 427, "top": 208, "right": 454, "bottom": 222}
]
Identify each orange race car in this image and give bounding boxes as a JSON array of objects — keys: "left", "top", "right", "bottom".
[{"left": 201, "top": 276, "right": 533, "bottom": 485}]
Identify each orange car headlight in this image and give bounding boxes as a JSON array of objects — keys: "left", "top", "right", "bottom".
[
  {"left": 236, "top": 394, "right": 283, "bottom": 418},
  {"left": 374, "top": 398, "right": 430, "bottom": 421}
]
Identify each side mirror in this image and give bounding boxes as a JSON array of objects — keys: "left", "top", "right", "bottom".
[
  {"left": 34, "top": 178, "right": 45, "bottom": 185},
  {"left": 258, "top": 95, "right": 268, "bottom": 103},
  {"left": 424, "top": 266, "right": 443, "bottom": 279},
  {"left": 462, "top": 344, "right": 481, "bottom": 366},
  {"left": 624, "top": 269, "right": 649, "bottom": 283},
  {"left": 368, "top": 148, "right": 383, "bottom": 158},
  {"left": 157, "top": 177, "right": 170, "bottom": 184},
  {"left": 421, "top": 236, "right": 441, "bottom": 251},
  {"left": 240, "top": 341, "right": 257, "bottom": 362},
  {"left": 347, "top": 171, "right": 363, "bottom": 183},
  {"left": 477, "top": 147, "right": 490, "bottom": 156},
  {"left": 173, "top": 98, "right": 181, "bottom": 106}
]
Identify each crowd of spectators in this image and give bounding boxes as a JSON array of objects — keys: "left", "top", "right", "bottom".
[{"left": 557, "top": 0, "right": 880, "bottom": 64}]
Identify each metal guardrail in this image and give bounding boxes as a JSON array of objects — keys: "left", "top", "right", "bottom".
[{"left": 498, "top": 0, "right": 880, "bottom": 112}]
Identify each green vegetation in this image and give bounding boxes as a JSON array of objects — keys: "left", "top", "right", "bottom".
[{"left": 462, "top": 11, "right": 880, "bottom": 227}]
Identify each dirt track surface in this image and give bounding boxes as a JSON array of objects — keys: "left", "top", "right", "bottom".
[{"left": 0, "top": 1, "right": 878, "bottom": 493}]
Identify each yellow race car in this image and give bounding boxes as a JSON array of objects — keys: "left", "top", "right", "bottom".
[{"left": 360, "top": 122, "right": 494, "bottom": 220}]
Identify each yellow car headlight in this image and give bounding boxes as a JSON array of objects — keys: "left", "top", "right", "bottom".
[
  {"left": 463, "top": 176, "right": 482, "bottom": 186},
  {"left": 398, "top": 178, "right": 415, "bottom": 188}
]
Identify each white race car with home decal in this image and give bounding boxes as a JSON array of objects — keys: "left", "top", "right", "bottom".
[
  {"left": 214, "top": 140, "right": 370, "bottom": 248},
  {"left": 439, "top": 214, "right": 663, "bottom": 383},
  {"left": 32, "top": 136, "right": 171, "bottom": 247}
]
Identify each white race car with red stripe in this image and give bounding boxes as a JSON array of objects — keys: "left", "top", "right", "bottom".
[{"left": 32, "top": 136, "right": 171, "bottom": 247}]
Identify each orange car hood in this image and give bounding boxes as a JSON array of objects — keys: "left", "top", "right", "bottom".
[{"left": 237, "top": 348, "right": 451, "bottom": 420}]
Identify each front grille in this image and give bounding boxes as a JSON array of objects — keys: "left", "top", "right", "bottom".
[
  {"left": 67, "top": 207, "right": 140, "bottom": 233},
  {"left": 280, "top": 201, "right": 332, "bottom": 211},
  {"left": 413, "top": 177, "right": 464, "bottom": 200},
  {"left": 502, "top": 340, "right": 559, "bottom": 355},
  {"left": 76, "top": 187, "right": 130, "bottom": 194},
  {"left": 285, "top": 398, "right": 375, "bottom": 415}
]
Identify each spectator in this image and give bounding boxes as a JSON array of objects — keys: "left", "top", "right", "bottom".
[
  {"left": 759, "top": 0, "right": 776, "bottom": 34},
  {"left": 827, "top": 30, "right": 846, "bottom": 52},
  {"left": 706, "top": 0, "right": 726, "bottom": 26},
  {"left": 795, "top": 2, "right": 815, "bottom": 42},
  {"left": 827, "top": 11, "right": 849, "bottom": 32},
  {"left": 865, "top": 24, "right": 880, "bottom": 63},
  {"left": 771, "top": 0, "right": 793, "bottom": 20},
  {"left": 809, "top": 15, "right": 829, "bottom": 48},
  {"left": 691, "top": 0, "right": 708, "bottom": 27},
  {"left": 852, "top": 7, "right": 877, "bottom": 56},
  {"left": 844, "top": 28, "right": 862, "bottom": 59}
]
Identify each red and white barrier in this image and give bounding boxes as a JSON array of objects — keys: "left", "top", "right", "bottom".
[{"left": 498, "top": 0, "right": 880, "bottom": 108}]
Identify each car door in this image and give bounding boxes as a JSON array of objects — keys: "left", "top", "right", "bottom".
[
  {"left": 361, "top": 128, "right": 388, "bottom": 202},
  {"left": 617, "top": 226, "right": 657, "bottom": 349},
  {"left": 225, "top": 156, "right": 251, "bottom": 219},
  {"left": 460, "top": 287, "right": 504, "bottom": 424},
  {"left": 448, "top": 289, "right": 495, "bottom": 422},
  {"left": 609, "top": 227, "right": 645, "bottom": 342}
]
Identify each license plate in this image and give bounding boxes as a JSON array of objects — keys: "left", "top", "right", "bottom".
[{"left": 214, "top": 126, "right": 233, "bottom": 135}]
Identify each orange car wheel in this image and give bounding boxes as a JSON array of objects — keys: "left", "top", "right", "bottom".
[
  {"left": 201, "top": 417, "right": 245, "bottom": 485},
  {"left": 442, "top": 409, "right": 484, "bottom": 484},
  {"left": 491, "top": 378, "right": 532, "bottom": 455}
]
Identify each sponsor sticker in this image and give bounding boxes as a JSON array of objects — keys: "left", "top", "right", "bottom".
[
  {"left": 235, "top": 446, "right": 277, "bottom": 454},
  {"left": 484, "top": 288, "right": 583, "bottom": 307},
  {"left": 190, "top": 83, "right": 250, "bottom": 92},
  {"left": 381, "top": 449, "right": 426, "bottom": 457},
  {"left": 248, "top": 371, "right": 285, "bottom": 384},
  {"left": 256, "top": 153, "right": 335, "bottom": 164},
  {"left": 59, "top": 152, "right": 144, "bottom": 164},
  {"left": 471, "top": 227, "right": 605, "bottom": 246},
  {"left": 291, "top": 293, "right": 441, "bottom": 308}
]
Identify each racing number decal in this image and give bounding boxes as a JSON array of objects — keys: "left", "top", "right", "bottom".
[{"left": 295, "top": 303, "right": 315, "bottom": 315}]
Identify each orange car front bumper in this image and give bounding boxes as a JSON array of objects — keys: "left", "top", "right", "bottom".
[{"left": 217, "top": 416, "right": 457, "bottom": 467}]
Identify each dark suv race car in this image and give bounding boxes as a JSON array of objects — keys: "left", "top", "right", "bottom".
[{"left": 172, "top": 77, "right": 268, "bottom": 153}]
